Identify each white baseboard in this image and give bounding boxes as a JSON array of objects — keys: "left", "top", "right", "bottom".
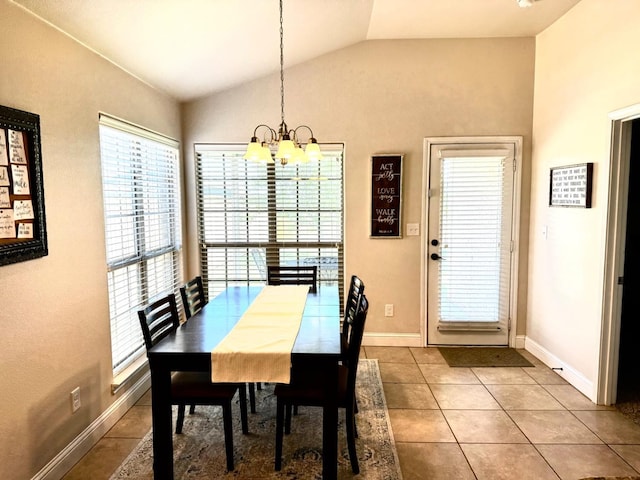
[
  {"left": 514, "top": 335, "right": 526, "bottom": 349},
  {"left": 362, "top": 332, "right": 423, "bottom": 347},
  {"left": 524, "top": 337, "right": 595, "bottom": 402},
  {"left": 31, "top": 372, "right": 151, "bottom": 480}
]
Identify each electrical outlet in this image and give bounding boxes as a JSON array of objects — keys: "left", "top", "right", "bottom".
[
  {"left": 71, "top": 387, "right": 81, "bottom": 413},
  {"left": 384, "top": 304, "right": 394, "bottom": 317}
]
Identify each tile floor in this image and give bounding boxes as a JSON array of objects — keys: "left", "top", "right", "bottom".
[{"left": 62, "top": 347, "right": 640, "bottom": 480}]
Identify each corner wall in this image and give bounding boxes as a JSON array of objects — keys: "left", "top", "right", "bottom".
[
  {"left": 527, "top": 0, "right": 640, "bottom": 400},
  {"left": 0, "top": 2, "right": 180, "bottom": 478}
]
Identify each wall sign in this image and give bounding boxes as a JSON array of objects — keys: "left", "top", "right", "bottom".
[
  {"left": 549, "top": 162, "right": 593, "bottom": 208},
  {"left": 0, "top": 105, "right": 48, "bottom": 266},
  {"left": 371, "top": 154, "right": 403, "bottom": 238}
]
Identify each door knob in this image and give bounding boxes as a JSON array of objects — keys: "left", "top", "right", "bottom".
[
  {"left": 431, "top": 239, "right": 439, "bottom": 246},
  {"left": 430, "top": 253, "right": 443, "bottom": 261}
]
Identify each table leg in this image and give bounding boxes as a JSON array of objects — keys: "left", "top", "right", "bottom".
[
  {"left": 322, "top": 361, "right": 338, "bottom": 480},
  {"left": 150, "top": 366, "right": 174, "bottom": 480}
]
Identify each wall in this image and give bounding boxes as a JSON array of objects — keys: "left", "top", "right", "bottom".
[
  {"left": 527, "top": 0, "right": 640, "bottom": 400},
  {"left": 0, "top": 1, "right": 181, "bottom": 478},
  {"left": 181, "top": 37, "right": 535, "bottom": 342}
]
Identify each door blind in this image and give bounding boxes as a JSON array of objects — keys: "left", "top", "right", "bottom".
[
  {"left": 99, "top": 114, "right": 182, "bottom": 374},
  {"left": 194, "top": 144, "right": 344, "bottom": 303},
  {"left": 437, "top": 148, "right": 514, "bottom": 324}
]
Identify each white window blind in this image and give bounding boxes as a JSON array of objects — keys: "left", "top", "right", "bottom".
[
  {"left": 99, "top": 114, "right": 182, "bottom": 374},
  {"left": 437, "top": 148, "right": 514, "bottom": 324},
  {"left": 194, "top": 144, "right": 344, "bottom": 303}
]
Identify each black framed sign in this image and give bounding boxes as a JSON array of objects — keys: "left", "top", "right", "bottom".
[
  {"left": 371, "top": 154, "right": 403, "bottom": 238},
  {"left": 0, "top": 105, "right": 48, "bottom": 266},
  {"left": 549, "top": 162, "right": 593, "bottom": 208}
]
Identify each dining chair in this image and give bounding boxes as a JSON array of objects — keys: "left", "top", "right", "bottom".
[
  {"left": 342, "top": 275, "right": 365, "bottom": 357},
  {"left": 138, "top": 293, "right": 249, "bottom": 471},
  {"left": 180, "top": 276, "right": 259, "bottom": 413},
  {"left": 267, "top": 265, "right": 318, "bottom": 293},
  {"left": 274, "top": 294, "right": 369, "bottom": 474},
  {"left": 180, "top": 275, "right": 207, "bottom": 319}
]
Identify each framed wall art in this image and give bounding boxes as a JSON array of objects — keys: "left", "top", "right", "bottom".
[
  {"left": 0, "top": 105, "right": 48, "bottom": 266},
  {"left": 371, "top": 154, "right": 403, "bottom": 238},
  {"left": 549, "top": 162, "right": 593, "bottom": 208}
]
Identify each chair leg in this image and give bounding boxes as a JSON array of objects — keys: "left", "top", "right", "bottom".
[
  {"left": 238, "top": 383, "right": 249, "bottom": 434},
  {"left": 284, "top": 403, "right": 292, "bottom": 434},
  {"left": 176, "top": 404, "right": 186, "bottom": 434},
  {"left": 256, "top": 382, "right": 262, "bottom": 391},
  {"left": 346, "top": 400, "right": 359, "bottom": 474},
  {"left": 222, "top": 402, "right": 235, "bottom": 471},
  {"left": 189, "top": 404, "right": 196, "bottom": 414},
  {"left": 275, "top": 399, "right": 285, "bottom": 471},
  {"left": 248, "top": 382, "right": 256, "bottom": 414}
]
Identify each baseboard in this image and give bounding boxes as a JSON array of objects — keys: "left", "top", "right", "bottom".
[
  {"left": 514, "top": 335, "right": 526, "bottom": 349},
  {"left": 31, "top": 372, "right": 151, "bottom": 480},
  {"left": 362, "top": 332, "right": 423, "bottom": 347},
  {"left": 524, "top": 337, "right": 595, "bottom": 402}
]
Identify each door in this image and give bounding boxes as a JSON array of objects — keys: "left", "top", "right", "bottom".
[{"left": 426, "top": 142, "right": 517, "bottom": 345}]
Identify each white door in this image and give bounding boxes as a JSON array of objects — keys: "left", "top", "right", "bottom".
[{"left": 426, "top": 141, "right": 517, "bottom": 345}]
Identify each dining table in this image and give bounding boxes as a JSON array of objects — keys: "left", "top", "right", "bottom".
[{"left": 146, "top": 284, "right": 342, "bottom": 480}]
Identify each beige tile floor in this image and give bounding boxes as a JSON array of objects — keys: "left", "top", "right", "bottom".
[{"left": 62, "top": 346, "right": 640, "bottom": 480}]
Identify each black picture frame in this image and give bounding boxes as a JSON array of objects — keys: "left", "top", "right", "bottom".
[
  {"left": 549, "top": 162, "right": 593, "bottom": 208},
  {"left": 371, "top": 154, "right": 403, "bottom": 238},
  {"left": 0, "top": 105, "right": 48, "bottom": 266}
]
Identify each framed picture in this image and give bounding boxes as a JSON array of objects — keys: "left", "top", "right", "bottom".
[
  {"left": 549, "top": 162, "right": 593, "bottom": 208},
  {"left": 371, "top": 154, "right": 403, "bottom": 238},
  {"left": 0, "top": 105, "right": 48, "bottom": 266}
]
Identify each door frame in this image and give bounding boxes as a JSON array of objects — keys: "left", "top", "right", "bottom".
[
  {"left": 598, "top": 103, "right": 640, "bottom": 405},
  {"left": 421, "top": 136, "right": 523, "bottom": 347}
]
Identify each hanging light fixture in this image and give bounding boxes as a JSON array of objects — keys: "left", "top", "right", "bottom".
[
  {"left": 244, "top": 0, "right": 322, "bottom": 166},
  {"left": 517, "top": 0, "right": 534, "bottom": 7}
]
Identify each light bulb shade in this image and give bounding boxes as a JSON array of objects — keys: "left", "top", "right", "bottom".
[
  {"left": 244, "top": 138, "right": 263, "bottom": 161},
  {"left": 304, "top": 139, "right": 323, "bottom": 160},
  {"left": 275, "top": 139, "right": 296, "bottom": 160},
  {"left": 259, "top": 143, "right": 275, "bottom": 163},
  {"left": 291, "top": 146, "right": 308, "bottom": 164},
  {"left": 517, "top": 0, "right": 533, "bottom": 7}
]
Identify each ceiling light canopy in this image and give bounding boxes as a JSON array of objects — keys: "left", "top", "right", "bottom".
[
  {"left": 244, "top": 0, "right": 322, "bottom": 166},
  {"left": 517, "top": 0, "right": 534, "bottom": 7}
]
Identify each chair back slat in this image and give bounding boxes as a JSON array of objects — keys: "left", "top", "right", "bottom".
[
  {"left": 138, "top": 294, "right": 180, "bottom": 350},
  {"left": 345, "top": 294, "right": 369, "bottom": 393},
  {"left": 180, "top": 276, "right": 207, "bottom": 319},
  {"left": 342, "top": 275, "right": 365, "bottom": 353},
  {"left": 267, "top": 265, "right": 317, "bottom": 293}
]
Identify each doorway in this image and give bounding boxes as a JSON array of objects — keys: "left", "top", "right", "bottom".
[
  {"left": 423, "top": 137, "right": 522, "bottom": 346},
  {"left": 617, "top": 118, "right": 640, "bottom": 404}
]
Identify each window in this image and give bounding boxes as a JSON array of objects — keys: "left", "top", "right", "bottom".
[
  {"left": 194, "top": 144, "right": 344, "bottom": 303},
  {"left": 99, "top": 114, "right": 182, "bottom": 375}
]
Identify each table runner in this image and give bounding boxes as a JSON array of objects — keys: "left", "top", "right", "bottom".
[{"left": 211, "top": 285, "right": 309, "bottom": 384}]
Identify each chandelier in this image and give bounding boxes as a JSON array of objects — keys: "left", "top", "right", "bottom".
[
  {"left": 517, "top": 0, "right": 534, "bottom": 7},
  {"left": 243, "top": 0, "right": 322, "bottom": 166}
]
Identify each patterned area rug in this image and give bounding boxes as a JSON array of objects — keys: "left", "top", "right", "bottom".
[{"left": 110, "top": 359, "right": 402, "bottom": 479}]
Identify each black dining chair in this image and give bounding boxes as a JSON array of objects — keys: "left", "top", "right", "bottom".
[
  {"left": 342, "top": 275, "right": 365, "bottom": 357},
  {"left": 138, "top": 293, "right": 249, "bottom": 471},
  {"left": 180, "top": 275, "right": 207, "bottom": 319},
  {"left": 274, "top": 294, "right": 369, "bottom": 474},
  {"left": 180, "top": 276, "right": 259, "bottom": 413},
  {"left": 267, "top": 265, "right": 318, "bottom": 293}
]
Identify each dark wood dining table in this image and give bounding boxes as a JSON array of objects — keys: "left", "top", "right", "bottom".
[{"left": 146, "top": 285, "right": 342, "bottom": 480}]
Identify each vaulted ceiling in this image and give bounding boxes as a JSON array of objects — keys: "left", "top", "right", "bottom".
[{"left": 12, "top": 0, "right": 582, "bottom": 101}]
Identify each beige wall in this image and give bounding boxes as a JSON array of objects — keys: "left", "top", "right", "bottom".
[
  {"left": 182, "top": 37, "right": 535, "bottom": 339},
  {"left": 0, "top": 2, "right": 180, "bottom": 478},
  {"left": 527, "top": 0, "right": 640, "bottom": 400}
]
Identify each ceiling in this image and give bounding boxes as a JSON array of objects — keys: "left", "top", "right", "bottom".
[{"left": 12, "top": 0, "right": 582, "bottom": 102}]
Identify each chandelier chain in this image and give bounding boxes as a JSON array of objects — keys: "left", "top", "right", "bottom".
[{"left": 279, "top": 0, "right": 285, "bottom": 125}]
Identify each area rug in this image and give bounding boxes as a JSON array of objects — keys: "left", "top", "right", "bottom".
[
  {"left": 438, "top": 347, "right": 533, "bottom": 367},
  {"left": 110, "top": 359, "right": 402, "bottom": 479}
]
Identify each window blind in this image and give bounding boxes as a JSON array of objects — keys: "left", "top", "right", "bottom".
[
  {"left": 437, "top": 148, "right": 514, "bottom": 325},
  {"left": 194, "top": 144, "right": 344, "bottom": 305},
  {"left": 99, "top": 114, "right": 182, "bottom": 374}
]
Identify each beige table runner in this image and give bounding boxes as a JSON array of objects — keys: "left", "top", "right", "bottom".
[{"left": 211, "top": 285, "right": 309, "bottom": 384}]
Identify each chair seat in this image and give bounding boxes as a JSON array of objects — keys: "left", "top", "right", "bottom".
[
  {"left": 171, "top": 372, "right": 241, "bottom": 400},
  {"left": 273, "top": 366, "right": 348, "bottom": 407}
]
